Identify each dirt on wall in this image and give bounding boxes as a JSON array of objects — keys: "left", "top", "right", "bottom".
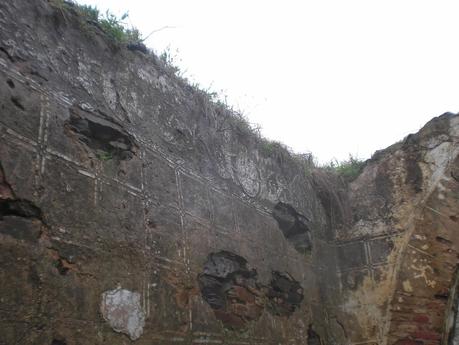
[{"left": 0, "top": 1, "right": 458, "bottom": 345}]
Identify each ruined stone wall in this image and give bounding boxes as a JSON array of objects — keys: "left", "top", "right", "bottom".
[
  {"left": 0, "top": 1, "right": 458, "bottom": 345},
  {"left": 323, "top": 114, "right": 459, "bottom": 345},
  {"left": 0, "top": 1, "right": 329, "bottom": 344}
]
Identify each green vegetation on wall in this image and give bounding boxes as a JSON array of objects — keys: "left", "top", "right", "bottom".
[
  {"left": 325, "top": 155, "right": 365, "bottom": 182},
  {"left": 51, "top": 0, "right": 141, "bottom": 44},
  {"left": 49, "top": 0, "right": 321, "bottom": 176}
]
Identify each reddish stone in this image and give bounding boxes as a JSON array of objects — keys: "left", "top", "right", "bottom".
[
  {"left": 393, "top": 339, "right": 423, "bottom": 345},
  {"left": 228, "top": 285, "right": 255, "bottom": 303},
  {"left": 245, "top": 303, "right": 263, "bottom": 320},
  {"left": 213, "top": 309, "right": 245, "bottom": 328},
  {"left": 412, "top": 330, "right": 441, "bottom": 341},
  {"left": 413, "top": 314, "right": 429, "bottom": 324},
  {"left": 230, "top": 303, "right": 248, "bottom": 317}
]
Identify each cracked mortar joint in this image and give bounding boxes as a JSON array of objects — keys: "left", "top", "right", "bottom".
[{"left": 100, "top": 287, "right": 146, "bottom": 341}]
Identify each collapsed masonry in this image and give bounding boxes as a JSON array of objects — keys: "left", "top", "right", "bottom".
[{"left": 0, "top": 1, "right": 458, "bottom": 344}]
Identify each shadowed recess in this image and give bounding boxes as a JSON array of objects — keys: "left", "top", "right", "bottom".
[
  {"left": 198, "top": 251, "right": 264, "bottom": 330},
  {"left": 66, "top": 105, "right": 137, "bottom": 160},
  {"left": 307, "top": 325, "right": 323, "bottom": 345},
  {"left": 266, "top": 271, "right": 304, "bottom": 317},
  {"left": 272, "top": 202, "right": 312, "bottom": 254}
]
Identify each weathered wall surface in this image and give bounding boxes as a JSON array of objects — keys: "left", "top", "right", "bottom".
[
  {"left": 315, "top": 114, "right": 459, "bottom": 345},
  {"left": 0, "top": 1, "right": 458, "bottom": 345}
]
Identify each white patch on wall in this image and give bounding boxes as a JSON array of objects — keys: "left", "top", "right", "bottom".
[
  {"left": 424, "top": 141, "right": 459, "bottom": 193},
  {"left": 234, "top": 154, "right": 261, "bottom": 198},
  {"left": 100, "top": 287, "right": 146, "bottom": 340},
  {"left": 102, "top": 74, "right": 117, "bottom": 112}
]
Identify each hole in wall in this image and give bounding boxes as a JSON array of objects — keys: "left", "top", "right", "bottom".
[
  {"left": 10, "top": 96, "right": 25, "bottom": 110},
  {"left": 55, "top": 258, "right": 70, "bottom": 275},
  {"left": 0, "top": 199, "right": 42, "bottom": 219},
  {"left": 66, "top": 105, "right": 137, "bottom": 161},
  {"left": 266, "top": 271, "right": 304, "bottom": 317},
  {"left": 307, "top": 325, "right": 322, "bottom": 345},
  {"left": 0, "top": 162, "right": 44, "bottom": 241},
  {"left": 198, "top": 251, "right": 305, "bottom": 329},
  {"left": 272, "top": 202, "right": 312, "bottom": 254},
  {"left": 48, "top": 249, "right": 77, "bottom": 276},
  {"left": 434, "top": 292, "right": 449, "bottom": 301},
  {"left": 6, "top": 78, "right": 14, "bottom": 88},
  {"left": 198, "top": 251, "right": 264, "bottom": 330},
  {"left": 51, "top": 339, "right": 67, "bottom": 345}
]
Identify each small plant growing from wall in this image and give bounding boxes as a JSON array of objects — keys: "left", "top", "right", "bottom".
[
  {"left": 96, "top": 150, "right": 113, "bottom": 162},
  {"left": 98, "top": 11, "right": 141, "bottom": 44},
  {"left": 50, "top": 0, "right": 142, "bottom": 45},
  {"left": 325, "top": 154, "right": 365, "bottom": 182}
]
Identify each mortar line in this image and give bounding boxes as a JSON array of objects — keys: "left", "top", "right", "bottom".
[
  {"left": 40, "top": 95, "right": 51, "bottom": 175},
  {"left": 4, "top": 127, "right": 37, "bottom": 147}
]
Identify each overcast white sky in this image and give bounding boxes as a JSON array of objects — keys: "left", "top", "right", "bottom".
[{"left": 78, "top": 0, "right": 459, "bottom": 163}]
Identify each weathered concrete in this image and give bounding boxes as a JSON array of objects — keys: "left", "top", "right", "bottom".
[{"left": 0, "top": 1, "right": 458, "bottom": 345}]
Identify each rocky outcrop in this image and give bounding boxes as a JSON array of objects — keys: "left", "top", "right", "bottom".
[{"left": 0, "top": 1, "right": 458, "bottom": 345}]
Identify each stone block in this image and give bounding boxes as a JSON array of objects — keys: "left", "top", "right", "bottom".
[
  {"left": 144, "top": 151, "right": 178, "bottom": 207},
  {"left": 0, "top": 71, "right": 42, "bottom": 141},
  {"left": 337, "top": 241, "right": 367, "bottom": 270},
  {"left": 180, "top": 173, "right": 211, "bottom": 221}
]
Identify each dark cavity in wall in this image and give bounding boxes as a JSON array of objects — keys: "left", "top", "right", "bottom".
[
  {"left": 51, "top": 339, "right": 67, "bottom": 345},
  {"left": 198, "top": 251, "right": 264, "bottom": 330},
  {"left": 0, "top": 199, "right": 42, "bottom": 219},
  {"left": 198, "top": 251, "right": 305, "bottom": 329},
  {"left": 0, "top": 162, "right": 42, "bottom": 221},
  {"left": 307, "top": 325, "right": 322, "bottom": 345},
  {"left": 266, "top": 271, "right": 304, "bottom": 317},
  {"left": 66, "top": 105, "right": 137, "bottom": 160},
  {"left": 272, "top": 202, "right": 312, "bottom": 254},
  {"left": 10, "top": 96, "right": 25, "bottom": 110},
  {"left": 6, "top": 78, "right": 15, "bottom": 88},
  {"left": 0, "top": 162, "right": 43, "bottom": 242}
]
